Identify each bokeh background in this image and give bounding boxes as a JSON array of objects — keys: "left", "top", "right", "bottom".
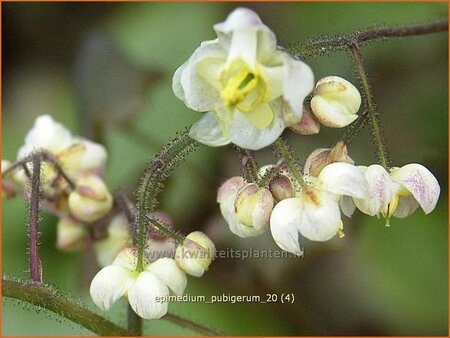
[{"left": 2, "top": 2, "right": 448, "bottom": 336}]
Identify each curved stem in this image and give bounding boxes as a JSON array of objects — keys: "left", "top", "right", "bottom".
[
  {"left": 2, "top": 279, "right": 132, "bottom": 336},
  {"left": 291, "top": 18, "right": 448, "bottom": 57},
  {"left": 136, "top": 161, "right": 163, "bottom": 272},
  {"left": 350, "top": 44, "right": 390, "bottom": 169}
]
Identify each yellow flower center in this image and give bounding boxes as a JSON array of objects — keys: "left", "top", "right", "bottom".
[
  {"left": 219, "top": 60, "right": 273, "bottom": 129},
  {"left": 382, "top": 185, "right": 411, "bottom": 225}
]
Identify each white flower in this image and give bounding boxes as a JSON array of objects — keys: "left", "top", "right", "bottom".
[
  {"left": 90, "top": 248, "right": 187, "bottom": 319},
  {"left": 17, "top": 115, "right": 107, "bottom": 177},
  {"left": 175, "top": 232, "right": 215, "bottom": 277},
  {"left": 217, "top": 176, "right": 273, "bottom": 237},
  {"left": 310, "top": 76, "right": 361, "bottom": 128},
  {"left": 270, "top": 163, "right": 368, "bottom": 255},
  {"left": 352, "top": 163, "right": 440, "bottom": 221},
  {"left": 173, "top": 7, "right": 314, "bottom": 150}
]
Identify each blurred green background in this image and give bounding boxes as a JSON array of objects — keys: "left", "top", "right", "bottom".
[{"left": 2, "top": 2, "right": 448, "bottom": 336}]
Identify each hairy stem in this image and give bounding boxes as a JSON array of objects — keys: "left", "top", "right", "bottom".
[
  {"left": 339, "top": 110, "right": 369, "bottom": 144},
  {"left": 29, "top": 156, "right": 42, "bottom": 283},
  {"left": 233, "top": 146, "right": 259, "bottom": 182},
  {"left": 292, "top": 18, "right": 448, "bottom": 57},
  {"left": 2, "top": 279, "right": 132, "bottom": 336},
  {"left": 147, "top": 216, "right": 185, "bottom": 245},
  {"left": 136, "top": 160, "right": 163, "bottom": 272},
  {"left": 273, "top": 138, "right": 305, "bottom": 187},
  {"left": 350, "top": 44, "right": 390, "bottom": 168}
]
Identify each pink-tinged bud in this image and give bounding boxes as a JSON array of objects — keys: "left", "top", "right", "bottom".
[
  {"left": 217, "top": 176, "right": 245, "bottom": 203},
  {"left": 175, "top": 231, "right": 215, "bottom": 277},
  {"left": 289, "top": 106, "right": 320, "bottom": 135},
  {"left": 304, "top": 141, "right": 354, "bottom": 177},
  {"left": 269, "top": 175, "right": 295, "bottom": 202},
  {"left": 234, "top": 183, "right": 274, "bottom": 230},
  {"left": 56, "top": 217, "right": 87, "bottom": 252},
  {"left": 68, "top": 175, "right": 113, "bottom": 223}
]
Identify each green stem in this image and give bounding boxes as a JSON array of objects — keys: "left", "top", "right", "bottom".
[
  {"left": 350, "top": 44, "right": 390, "bottom": 169},
  {"left": 127, "top": 304, "right": 142, "bottom": 336},
  {"left": 2, "top": 279, "right": 132, "bottom": 336},
  {"left": 136, "top": 161, "right": 163, "bottom": 272},
  {"left": 147, "top": 216, "right": 185, "bottom": 245},
  {"left": 274, "top": 139, "right": 306, "bottom": 187}
]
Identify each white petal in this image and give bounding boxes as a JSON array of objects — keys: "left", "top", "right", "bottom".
[
  {"left": 75, "top": 138, "right": 108, "bottom": 174},
  {"left": 146, "top": 258, "right": 187, "bottom": 296},
  {"left": 172, "top": 61, "right": 188, "bottom": 102},
  {"left": 189, "top": 112, "right": 230, "bottom": 147},
  {"left": 354, "top": 165, "right": 400, "bottom": 216},
  {"left": 219, "top": 184, "right": 265, "bottom": 237},
  {"left": 228, "top": 107, "right": 285, "bottom": 150},
  {"left": 270, "top": 198, "right": 303, "bottom": 255},
  {"left": 18, "top": 115, "right": 73, "bottom": 158},
  {"left": 340, "top": 195, "right": 356, "bottom": 217},
  {"left": 177, "top": 40, "right": 226, "bottom": 112},
  {"left": 391, "top": 163, "right": 440, "bottom": 214},
  {"left": 310, "top": 95, "right": 358, "bottom": 128},
  {"left": 319, "top": 162, "right": 368, "bottom": 199},
  {"left": 298, "top": 189, "right": 342, "bottom": 241},
  {"left": 282, "top": 55, "right": 314, "bottom": 116},
  {"left": 128, "top": 271, "right": 169, "bottom": 320},
  {"left": 393, "top": 194, "right": 419, "bottom": 218},
  {"left": 214, "top": 8, "right": 277, "bottom": 63},
  {"left": 89, "top": 265, "right": 134, "bottom": 311},
  {"left": 259, "top": 65, "right": 283, "bottom": 102}
]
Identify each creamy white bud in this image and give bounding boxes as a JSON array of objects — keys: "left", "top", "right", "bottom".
[
  {"left": 175, "top": 231, "right": 215, "bottom": 277},
  {"left": 310, "top": 76, "right": 361, "bottom": 128}
]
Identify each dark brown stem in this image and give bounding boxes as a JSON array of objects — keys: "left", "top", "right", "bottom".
[
  {"left": 29, "top": 156, "right": 42, "bottom": 283},
  {"left": 163, "top": 313, "right": 219, "bottom": 336},
  {"left": 292, "top": 18, "right": 448, "bottom": 57}
]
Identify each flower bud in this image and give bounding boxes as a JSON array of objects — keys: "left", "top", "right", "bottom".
[
  {"left": 234, "top": 184, "right": 274, "bottom": 230},
  {"left": 175, "top": 231, "right": 215, "bottom": 277},
  {"left": 304, "top": 141, "right": 354, "bottom": 177},
  {"left": 289, "top": 106, "right": 320, "bottom": 135},
  {"left": 56, "top": 217, "right": 87, "bottom": 252},
  {"left": 310, "top": 76, "right": 361, "bottom": 128},
  {"left": 269, "top": 175, "right": 295, "bottom": 202},
  {"left": 68, "top": 175, "right": 113, "bottom": 223}
]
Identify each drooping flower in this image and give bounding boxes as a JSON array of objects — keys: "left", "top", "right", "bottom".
[
  {"left": 217, "top": 176, "right": 274, "bottom": 237},
  {"left": 310, "top": 76, "right": 361, "bottom": 128},
  {"left": 90, "top": 248, "right": 187, "bottom": 319},
  {"left": 173, "top": 7, "right": 314, "bottom": 150},
  {"left": 270, "top": 162, "right": 368, "bottom": 255},
  {"left": 352, "top": 163, "right": 440, "bottom": 223},
  {"left": 175, "top": 232, "right": 216, "bottom": 277}
]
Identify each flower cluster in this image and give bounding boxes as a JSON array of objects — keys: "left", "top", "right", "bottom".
[
  {"left": 90, "top": 231, "right": 215, "bottom": 319},
  {"left": 2, "top": 115, "right": 113, "bottom": 252},
  {"left": 217, "top": 143, "right": 440, "bottom": 255}
]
